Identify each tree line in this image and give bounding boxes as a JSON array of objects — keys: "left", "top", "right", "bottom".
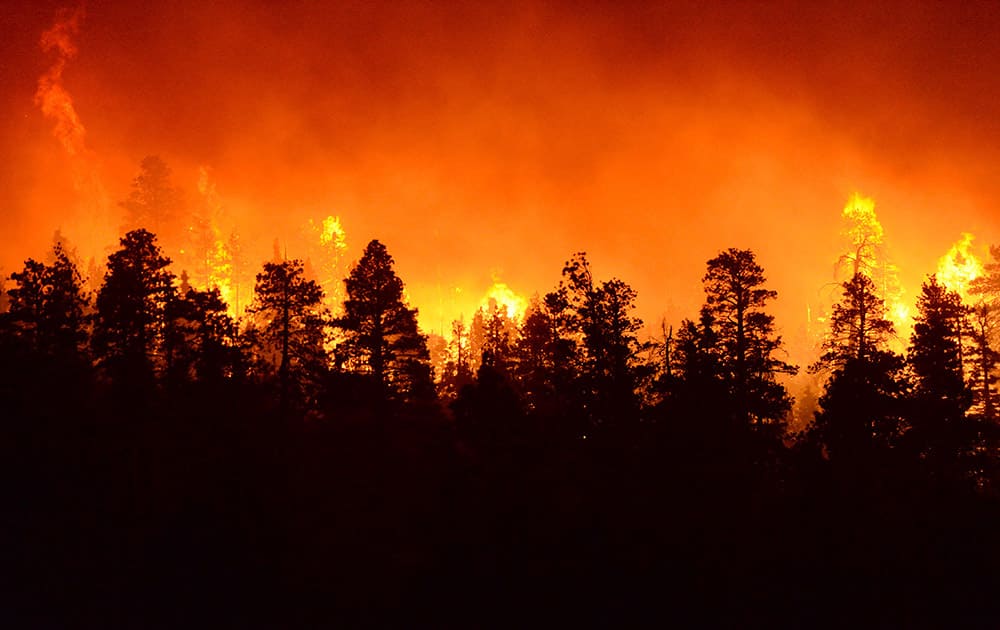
[{"left": 6, "top": 167, "right": 1000, "bottom": 624}]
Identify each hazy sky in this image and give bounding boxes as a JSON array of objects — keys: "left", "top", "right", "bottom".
[{"left": 3, "top": 1, "right": 1000, "bottom": 353}]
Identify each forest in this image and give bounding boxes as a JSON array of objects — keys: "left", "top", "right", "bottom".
[{"left": 5, "top": 160, "right": 1000, "bottom": 627}]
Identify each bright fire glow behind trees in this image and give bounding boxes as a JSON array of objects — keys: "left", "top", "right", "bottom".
[{"left": 4, "top": 2, "right": 1000, "bottom": 366}]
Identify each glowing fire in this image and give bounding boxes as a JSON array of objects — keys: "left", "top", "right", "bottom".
[
  {"left": 318, "top": 216, "right": 347, "bottom": 251},
  {"left": 837, "top": 193, "right": 910, "bottom": 332},
  {"left": 840, "top": 193, "right": 883, "bottom": 276},
  {"left": 936, "top": 232, "right": 983, "bottom": 300},
  {"left": 306, "top": 215, "right": 350, "bottom": 312},
  {"left": 479, "top": 280, "right": 528, "bottom": 320}
]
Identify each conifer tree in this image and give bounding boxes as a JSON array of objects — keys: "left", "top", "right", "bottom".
[
  {"left": 338, "top": 240, "right": 433, "bottom": 403},
  {"left": 4, "top": 242, "right": 90, "bottom": 362},
  {"left": 808, "top": 272, "right": 906, "bottom": 463},
  {"left": 120, "top": 156, "right": 185, "bottom": 249},
  {"left": 248, "top": 259, "right": 328, "bottom": 410},
  {"left": 905, "top": 276, "right": 975, "bottom": 483},
  {"left": 701, "top": 248, "right": 796, "bottom": 436},
  {"left": 93, "top": 229, "right": 175, "bottom": 385},
  {"left": 546, "top": 253, "right": 644, "bottom": 426}
]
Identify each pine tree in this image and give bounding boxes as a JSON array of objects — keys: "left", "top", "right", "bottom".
[
  {"left": 905, "top": 276, "right": 975, "bottom": 484},
  {"left": 701, "top": 248, "right": 796, "bottom": 436},
  {"left": 4, "top": 242, "right": 90, "bottom": 362},
  {"left": 969, "top": 246, "right": 1000, "bottom": 421},
  {"left": 818, "top": 272, "right": 896, "bottom": 368},
  {"left": 163, "top": 287, "right": 238, "bottom": 387},
  {"left": 248, "top": 259, "right": 328, "bottom": 411},
  {"left": 808, "top": 272, "right": 906, "bottom": 464},
  {"left": 546, "top": 253, "right": 644, "bottom": 426},
  {"left": 120, "top": 156, "right": 185, "bottom": 250},
  {"left": 337, "top": 240, "right": 433, "bottom": 403},
  {"left": 93, "top": 229, "right": 175, "bottom": 386},
  {"left": 966, "top": 303, "right": 999, "bottom": 421}
]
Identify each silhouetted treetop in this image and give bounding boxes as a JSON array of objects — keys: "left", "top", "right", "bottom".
[
  {"left": 338, "top": 240, "right": 433, "bottom": 403},
  {"left": 119, "top": 156, "right": 185, "bottom": 246},
  {"left": 93, "top": 229, "right": 175, "bottom": 383},
  {"left": 4, "top": 243, "right": 89, "bottom": 360},
  {"left": 248, "top": 258, "right": 328, "bottom": 410},
  {"left": 701, "top": 248, "right": 795, "bottom": 432},
  {"left": 814, "top": 272, "right": 896, "bottom": 371}
]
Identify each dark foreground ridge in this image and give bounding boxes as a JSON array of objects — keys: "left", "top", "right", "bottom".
[{"left": 4, "top": 227, "right": 1000, "bottom": 627}]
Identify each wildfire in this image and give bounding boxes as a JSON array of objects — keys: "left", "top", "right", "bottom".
[
  {"left": 480, "top": 280, "right": 528, "bottom": 320},
  {"left": 306, "top": 215, "right": 350, "bottom": 312},
  {"left": 840, "top": 193, "right": 883, "bottom": 276},
  {"left": 318, "top": 216, "right": 348, "bottom": 251},
  {"left": 837, "top": 193, "right": 910, "bottom": 333},
  {"left": 936, "top": 232, "right": 983, "bottom": 300}
]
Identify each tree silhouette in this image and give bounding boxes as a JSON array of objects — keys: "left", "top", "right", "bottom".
[
  {"left": 818, "top": 272, "right": 896, "bottom": 368},
  {"left": 808, "top": 272, "right": 905, "bottom": 465},
  {"left": 905, "top": 276, "right": 975, "bottom": 485},
  {"left": 479, "top": 299, "right": 516, "bottom": 370},
  {"left": 163, "top": 287, "right": 238, "bottom": 387},
  {"left": 512, "top": 298, "right": 572, "bottom": 419},
  {"left": 338, "top": 240, "right": 433, "bottom": 404},
  {"left": 969, "top": 246, "right": 1000, "bottom": 421},
  {"left": 438, "top": 317, "right": 474, "bottom": 401},
  {"left": 664, "top": 307, "right": 728, "bottom": 422},
  {"left": 546, "top": 252, "right": 644, "bottom": 426},
  {"left": 248, "top": 259, "right": 328, "bottom": 411},
  {"left": 3, "top": 242, "right": 89, "bottom": 362},
  {"left": 965, "top": 302, "right": 999, "bottom": 421},
  {"left": 119, "top": 156, "right": 185, "bottom": 250},
  {"left": 92, "top": 229, "right": 175, "bottom": 387},
  {"left": 701, "top": 248, "right": 796, "bottom": 436}
]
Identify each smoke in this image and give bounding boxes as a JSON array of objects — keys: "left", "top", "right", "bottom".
[
  {"left": 36, "top": 6, "right": 85, "bottom": 157},
  {"left": 34, "top": 4, "right": 113, "bottom": 265},
  {"left": 6, "top": 1, "right": 1000, "bottom": 366}
]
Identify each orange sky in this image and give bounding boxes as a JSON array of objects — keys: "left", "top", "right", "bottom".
[{"left": 3, "top": 1, "right": 1000, "bottom": 361}]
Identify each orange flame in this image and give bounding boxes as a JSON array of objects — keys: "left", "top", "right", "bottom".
[
  {"left": 837, "top": 193, "right": 909, "bottom": 333},
  {"left": 479, "top": 279, "right": 528, "bottom": 320},
  {"left": 936, "top": 232, "right": 983, "bottom": 301},
  {"left": 306, "top": 214, "right": 349, "bottom": 313}
]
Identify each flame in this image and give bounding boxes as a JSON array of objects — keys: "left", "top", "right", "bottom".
[
  {"left": 179, "top": 167, "right": 243, "bottom": 316},
  {"left": 836, "top": 193, "right": 910, "bottom": 333},
  {"left": 306, "top": 215, "right": 350, "bottom": 313},
  {"left": 936, "top": 232, "right": 983, "bottom": 301},
  {"left": 479, "top": 280, "right": 528, "bottom": 320},
  {"left": 318, "top": 215, "right": 347, "bottom": 251},
  {"left": 839, "top": 193, "right": 884, "bottom": 277}
]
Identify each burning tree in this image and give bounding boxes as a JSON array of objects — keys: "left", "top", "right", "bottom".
[
  {"left": 120, "top": 156, "right": 186, "bottom": 252},
  {"left": 834, "top": 194, "right": 910, "bottom": 337}
]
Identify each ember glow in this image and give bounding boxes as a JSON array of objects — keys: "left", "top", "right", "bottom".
[{"left": 3, "top": 1, "right": 1000, "bottom": 363}]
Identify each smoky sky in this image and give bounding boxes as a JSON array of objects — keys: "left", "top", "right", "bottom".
[{"left": 3, "top": 0, "right": 1000, "bottom": 343}]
